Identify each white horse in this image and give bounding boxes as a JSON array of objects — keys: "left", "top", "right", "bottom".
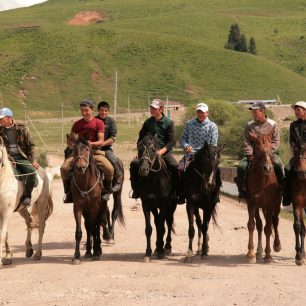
[{"left": 0, "top": 137, "right": 53, "bottom": 268}]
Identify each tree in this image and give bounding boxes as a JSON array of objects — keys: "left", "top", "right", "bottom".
[
  {"left": 237, "top": 33, "right": 248, "bottom": 52},
  {"left": 225, "top": 23, "right": 241, "bottom": 50},
  {"left": 248, "top": 37, "right": 257, "bottom": 55}
]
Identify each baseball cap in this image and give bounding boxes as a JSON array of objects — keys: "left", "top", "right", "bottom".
[
  {"left": 249, "top": 101, "right": 266, "bottom": 110},
  {"left": 150, "top": 99, "right": 163, "bottom": 109},
  {"left": 80, "top": 99, "right": 95, "bottom": 108},
  {"left": 196, "top": 103, "right": 208, "bottom": 112},
  {"left": 291, "top": 101, "right": 306, "bottom": 110},
  {"left": 0, "top": 108, "right": 13, "bottom": 119}
]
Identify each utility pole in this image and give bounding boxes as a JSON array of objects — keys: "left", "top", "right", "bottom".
[
  {"left": 114, "top": 68, "right": 118, "bottom": 122},
  {"left": 128, "top": 96, "right": 131, "bottom": 127}
]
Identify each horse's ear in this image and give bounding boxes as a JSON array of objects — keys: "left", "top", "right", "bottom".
[{"left": 0, "top": 136, "right": 3, "bottom": 146}]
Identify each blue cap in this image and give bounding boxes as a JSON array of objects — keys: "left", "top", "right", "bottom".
[{"left": 0, "top": 108, "right": 13, "bottom": 119}]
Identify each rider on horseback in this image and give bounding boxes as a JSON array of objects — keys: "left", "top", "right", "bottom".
[
  {"left": 282, "top": 101, "right": 306, "bottom": 206},
  {"left": 179, "top": 102, "right": 221, "bottom": 205},
  {"left": 95, "top": 101, "right": 121, "bottom": 192},
  {"left": 130, "top": 99, "right": 182, "bottom": 202},
  {"left": 236, "top": 102, "right": 285, "bottom": 200},
  {"left": 61, "top": 99, "right": 114, "bottom": 203},
  {"left": 0, "top": 107, "right": 40, "bottom": 211}
]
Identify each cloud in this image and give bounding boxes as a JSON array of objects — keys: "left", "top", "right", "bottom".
[{"left": 0, "top": 0, "right": 47, "bottom": 12}]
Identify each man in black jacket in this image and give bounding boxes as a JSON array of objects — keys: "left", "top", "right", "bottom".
[
  {"left": 283, "top": 101, "right": 306, "bottom": 206},
  {"left": 129, "top": 99, "right": 179, "bottom": 200}
]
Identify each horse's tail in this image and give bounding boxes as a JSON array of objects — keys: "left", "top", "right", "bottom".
[{"left": 211, "top": 201, "right": 221, "bottom": 231}]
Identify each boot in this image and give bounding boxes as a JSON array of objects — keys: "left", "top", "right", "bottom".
[
  {"left": 234, "top": 177, "right": 246, "bottom": 200},
  {"left": 63, "top": 177, "right": 73, "bottom": 203},
  {"left": 102, "top": 179, "right": 112, "bottom": 201}
]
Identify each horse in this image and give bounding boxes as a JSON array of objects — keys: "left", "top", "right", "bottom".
[
  {"left": 0, "top": 137, "right": 53, "bottom": 268},
  {"left": 137, "top": 135, "right": 177, "bottom": 262},
  {"left": 183, "top": 142, "right": 222, "bottom": 262},
  {"left": 66, "top": 133, "right": 125, "bottom": 245},
  {"left": 71, "top": 138, "right": 107, "bottom": 264},
  {"left": 290, "top": 143, "right": 306, "bottom": 265},
  {"left": 246, "top": 131, "right": 282, "bottom": 264}
]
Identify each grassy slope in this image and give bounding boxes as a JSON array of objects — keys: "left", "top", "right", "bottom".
[{"left": 0, "top": 0, "right": 305, "bottom": 119}]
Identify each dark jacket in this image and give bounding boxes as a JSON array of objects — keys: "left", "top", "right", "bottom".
[
  {"left": 0, "top": 122, "right": 36, "bottom": 162},
  {"left": 138, "top": 114, "right": 175, "bottom": 151},
  {"left": 289, "top": 119, "right": 306, "bottom": 151},
  {"left": 95, "top": 115, "right": 117, "bottom": 151}
]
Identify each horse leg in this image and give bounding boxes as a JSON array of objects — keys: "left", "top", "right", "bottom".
[
  {"left": 152, "top": 208, "right": 159, "bottom": 255},
  {"left": 201, "top": 208, "right": 212, "bottom": 259},
  {"left": 19, "top": 209, "right": 34, "bottom": 258},
  {"left": 142, "top": 207, "right": 153, "bottom": 263},
  {"left": 92, "top": 220, "right": 102, "bottom": 260},
  {"left": 4, "top": 232, "right": 13, "bottom": 265},
  {"left": 263, "top": 210, "right": 273, "bottom": 263},
  {"left": 255, "top": 208, "right": 263, "bottom": 259},
  {"left": 272, "top": 206, "right": 281, "bottom": 253},
  {"left": 156, "top": 209, "right": 166, "bottom": 259},
  {"left": 195, "top": 208, "right": 203, "bottom": 256},
  {"left": 84, "top": 215, "right": 92, "bottom": 258},
  {"left": 247, "top": 205, "right": 256, "bottom": 263},
  {"left": 0, "top": 212, "right": 14, "bottom": 266},
  {"left": 293, "top": 208, "right": 304, "bottom": 265},
  {"left": 301, "top": 216, "right": 305, "bottom": 259},
  {"left": 101, "top": 207, "right": 111, "bottom": 242},
  {"left": 184, "top": 204, "right": 195, "bottom": 263},
  {"left": 164, "top": 202, "right": 176, "bottom": 256},
  {"left": 72, "top": 208, "right": 82, "bottom": 264}
]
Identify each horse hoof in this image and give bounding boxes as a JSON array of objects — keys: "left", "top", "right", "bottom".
[
  {"left": 106, "top": 239, "right": 115, "bottom": 245},
  {"left": 26, "top": 249, "right": 34, "bottom": 258},
  {"left": 72, "top": 259, "right": 81, "bottom": 265},
  {"left": 246, "top": 256, "right": 256, "bottom": 264},
  {"left": 143, "top": 256, "right": 151, "bottom": 263},
  {"left": 91, "top": 255, "right": 101, "bottom": 261},
  {"left": 273, "top": 243, "right": 281, "bottom": 253},
  {"left": 184, "top": 256, "right": 193, "bottom": 263},
  {"left": 295, "top": 258, "right": 304, "bottom": 266},
  {"left": 157, "top": 253, "right": 165, "bottom": 259},
  {"left": 32, "top": 254, "right": 42, "bottom": 261},
  {"left": 164, "top": 248, "right": 172, "bottom": 256},
  {"left": 196, "top": 250, "right": 201, "bottom": 256},
  {"left": 2, "top": 258, "right": 12, "bottom": 265},
  {"left": 256, "top": 253, "right": 263, "bottom": 260},
  {"left": 264, "top": 256, "right": 273, "bottom": 264},
  {"left": 201, "top": 255, "right": 209, "bottom": 260},
  {"left": 84, "top": 252, "right": 92, "bottom": 258}
]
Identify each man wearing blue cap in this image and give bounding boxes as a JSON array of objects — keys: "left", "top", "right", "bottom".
[
  {"left": 180, "top": 102, "right": 221, "bottom": 204},
  {"left": 0, "top": 107, "right": 40, "bottom": 211},
  {"left": 236, "top": 101, "right": 284, "bottom": 199}
]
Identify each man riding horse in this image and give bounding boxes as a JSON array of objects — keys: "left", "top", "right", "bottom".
[
  {"left": 61, "top": 99, "right": 114, "bottom": 202},
  {"left": 236, "top": 101, "right": 285, "bottom": 199},
  {"left": 282, "top": 101, "right": 306, "bottom": 206},
  {"left": 130, "top": 99, "right": 182, "bottom": 202},
  {"left": 180, "top": 102, "right": 221, "bottom": 205},
  {"left": 0, "top": 107, "right": 40, "bottom": 211}
]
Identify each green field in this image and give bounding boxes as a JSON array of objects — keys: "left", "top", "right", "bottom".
[{"left": 0, "top": 0, "right": 306, "bottom": 119}]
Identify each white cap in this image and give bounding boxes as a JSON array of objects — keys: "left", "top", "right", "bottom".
[
  {"left": 150, "top": 99, "right": 163, "bottom": 109},
  {"left": 292, "top": 101, "right": 306, "bottom": 110},
  {"left": 196, "top": 103, "right": 208, "bottom": 112}
]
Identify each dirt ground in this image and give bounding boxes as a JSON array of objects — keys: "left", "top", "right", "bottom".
[{"left": 1, "top": 159, "right": 306, "bottom": 305}]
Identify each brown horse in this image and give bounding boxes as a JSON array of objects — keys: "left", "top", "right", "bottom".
[
  {"left": 246, "top": 132, "right": 282, "bottom": 264},
  {"left": 291, "top": 143, "right": 306, "bottom": 265},
  {"left": 71, "top": 138, "right": 106, "bottom": 264}
]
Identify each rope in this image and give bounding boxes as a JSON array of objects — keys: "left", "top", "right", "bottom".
[{"left": 72, "top": 171, "right": 101, "bottom": 198}]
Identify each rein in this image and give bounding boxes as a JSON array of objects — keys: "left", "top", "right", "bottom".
[
  {"left": 139, "top": 142, "right": 163, "bottom": 173},
  {"left": 72, "top": 170, "right": 101, "bottom": 198}
]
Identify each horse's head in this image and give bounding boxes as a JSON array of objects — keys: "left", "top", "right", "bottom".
[
  {"left": 250, "top": 131, "right": 274, "bottom": 174},
  {"left": 293, "top": 143, "right": 306, "bottom": 179},
  {"left": 73, "top": 138, "right": 92, "bottom": 174},
  {"left": 138, "top": 135, "right": 160, "bottom": 177},
  {"left": 67, "top": 132, "right": 79, "bottom": 150},
  {"left": 194, "top": 142, "right": 222, "bottom": 190}
]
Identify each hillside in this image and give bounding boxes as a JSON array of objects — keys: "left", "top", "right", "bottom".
[{"left": 0, "top": 0, "right": 306, "bottom": 119}]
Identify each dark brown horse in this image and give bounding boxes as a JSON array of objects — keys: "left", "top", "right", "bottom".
[
  {"left": 246, "top": 132, "right": 282, "bottom": 264},
  {"left": 183, "top": 142, "right": 222, "bottom": 262},
  {"left": 291, "top": 143, "right": 306, "bottom": 265},
  {"left": 137, "top": 135, "right": 177, "bottom": 262},
  {"left": 71, "top": 138, "right": 106, "bottom": 264}
]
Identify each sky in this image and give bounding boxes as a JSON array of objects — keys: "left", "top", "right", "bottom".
[{"left": 0, "top": 0, "right": 47, "bottom": 12}]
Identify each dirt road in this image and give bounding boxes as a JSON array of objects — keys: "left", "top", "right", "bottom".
[{"left": 0, "top": 175, "right": 305, "bottom": 306}]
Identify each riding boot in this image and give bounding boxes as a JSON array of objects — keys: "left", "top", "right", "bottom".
[
  {"left": 17, "top": 174, "right": 36, "bottom": 211},
  {"left": 234, "top": 176, "right": 246, "bottom": 200},
  {"left": 282, "top": 172, "right": 291, "bottom": 206},
  {"left": 101, "top": 179, "right": 112, "bottom": 201},
  {"left": 63, "top": 176, "right": 73, "bottom": 203},
  {"left": 111, "top": 163, "right": 122, "bottom": 193}
]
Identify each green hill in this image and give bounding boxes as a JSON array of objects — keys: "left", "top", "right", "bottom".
[{"left": 0, "top": 0, "right": 306, "bottom": 119}]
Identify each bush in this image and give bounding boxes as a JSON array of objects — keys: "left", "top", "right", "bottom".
[{"left": 37, "top": 151, "right": 49, "bottom": 168}]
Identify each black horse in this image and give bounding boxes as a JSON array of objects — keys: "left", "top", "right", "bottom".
[
  {"left": 183, "top": 142, "right": 222, "bottom": 262},
  {"left": 137, "top": 135, "right": 177, "bottom": 262}
]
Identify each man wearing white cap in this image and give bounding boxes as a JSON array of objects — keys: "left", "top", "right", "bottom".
[
  {"left": 0, "top": 107, "right": 40, "bottom": 211},
  {"left": 236, "top": 101, "right": 284, "bottom": 199},
  {"left": 180, "top": 102, "right": 221, "bottom": 204},
  {"left": 283, "top": 101, "right": 306, "bottom": 206},
  {"left": 130, "top": 98, "right": 179, "bottom": 200}
]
